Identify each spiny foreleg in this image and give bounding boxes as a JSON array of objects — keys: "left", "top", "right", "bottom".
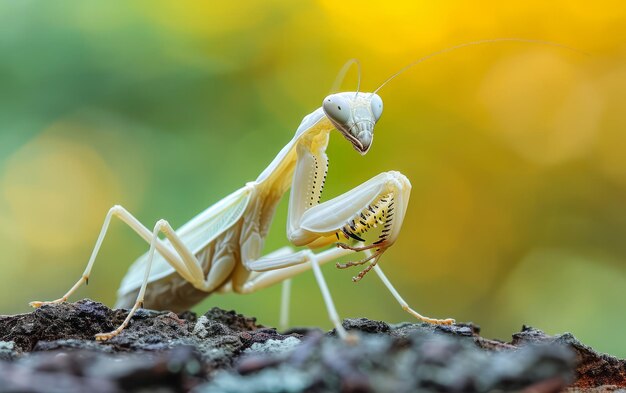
[{"left": 331, "top": 190, "right": 402, "bottom": 281}]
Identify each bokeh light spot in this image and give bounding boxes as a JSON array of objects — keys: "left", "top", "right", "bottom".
[
  {"left": 1, "top": 126, "right": 120, "bottom": 255},
  {"left": 479, "top": 50, "right": 601, "bottom": 165}
]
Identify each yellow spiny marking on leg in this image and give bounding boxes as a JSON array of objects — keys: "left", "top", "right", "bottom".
[{"left": 342, "top": 193, "right": 394, "bottom": 240}]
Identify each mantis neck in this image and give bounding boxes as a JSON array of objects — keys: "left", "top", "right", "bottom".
[
  {"left": 252, "top": 110, "right": 333, "bottom": 238},
  {"left": 286, "top": 128, "right": 331, "bottom": 238},
  {"left": 255, "top": 109, "right": 332, "bottom": 193}
]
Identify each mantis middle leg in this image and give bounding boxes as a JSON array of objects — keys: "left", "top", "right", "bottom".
[
  {"left": 241, "top": 246, "right": 453, "bottom": 332},
  {"left": 240, "top": 246, "right": 355, "bottom": 338}
]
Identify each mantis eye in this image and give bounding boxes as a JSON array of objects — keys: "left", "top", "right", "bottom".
[
  {"left": 370, "top": 94, "right": 383, "bottom": 121},
  {"left": 323, "top": 95, "right": 351, "bottom": 125}
]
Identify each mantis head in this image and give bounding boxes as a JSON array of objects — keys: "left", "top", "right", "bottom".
[
  {"left": 322, "top": 39, "right": 581, "bottom": 157},
  {"left": 323, "top": 92, "right": 383, "bottom": 155}
]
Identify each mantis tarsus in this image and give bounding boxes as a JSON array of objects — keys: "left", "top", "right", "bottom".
[{"left": 30, "top": 39, "right": 580, "bottom": 341}]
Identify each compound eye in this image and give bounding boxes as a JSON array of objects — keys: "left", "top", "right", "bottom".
[
  {"left": 370, "top": 94, "right": 383, "bottom": 121},
  {"left": 323, "top": 95, "right": 351, "bottom": 125}
]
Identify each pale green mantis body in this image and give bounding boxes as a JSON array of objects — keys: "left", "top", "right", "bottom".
[
  {"left": 30, "top": 89, "right": 454, "bottom": 341},
  {"left": 30, "top": 39, "right": 578, "bottom": 341}
]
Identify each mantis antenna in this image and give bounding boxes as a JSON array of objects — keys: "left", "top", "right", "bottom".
[
  {"left": 372, "top": 38, "right": 588, "bottom": 94},
  {"left": 329, "top": 58, "right": 362, "bottom": 95}
]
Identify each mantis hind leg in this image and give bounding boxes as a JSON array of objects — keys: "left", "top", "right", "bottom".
[
  {"left": 29, "top": 205, "right": 210, "bottom": 341},
  {"left": 30, "top": 205, "right": 199, "bottom": 308},
  {"left": 95, "top": 219, "right": 185, "bottom": 341}
]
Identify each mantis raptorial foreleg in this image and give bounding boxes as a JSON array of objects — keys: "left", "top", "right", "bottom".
[
  {"left": 239, "top": 168, "right": 453, "bottom": 334},
  {"left": 234, "top": 168, "right": 412, "bottom": 336},
  {"left": 288, "top": 170, "right": 411, "bottom": 275}
]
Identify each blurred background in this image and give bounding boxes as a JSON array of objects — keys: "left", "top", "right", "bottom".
[{"left": 1, "top": 1, "right": 625, "bottom": 356}]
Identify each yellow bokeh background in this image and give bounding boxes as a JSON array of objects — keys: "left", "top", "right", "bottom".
[{"left": 1, "top": 2, "right": 625, "bottom": 356}]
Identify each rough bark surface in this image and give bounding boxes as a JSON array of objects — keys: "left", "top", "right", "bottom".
[{"left": 0, "top": 299, "right": 623, "bottom": 392}]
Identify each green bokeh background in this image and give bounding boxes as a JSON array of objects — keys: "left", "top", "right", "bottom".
[{"left": 1, "top": 2, "right": 625, "bottom": 356}]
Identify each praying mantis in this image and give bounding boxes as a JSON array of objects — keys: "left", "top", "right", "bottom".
[{"left": 29, "top": 39, "right": 579, "bottom": 341}]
